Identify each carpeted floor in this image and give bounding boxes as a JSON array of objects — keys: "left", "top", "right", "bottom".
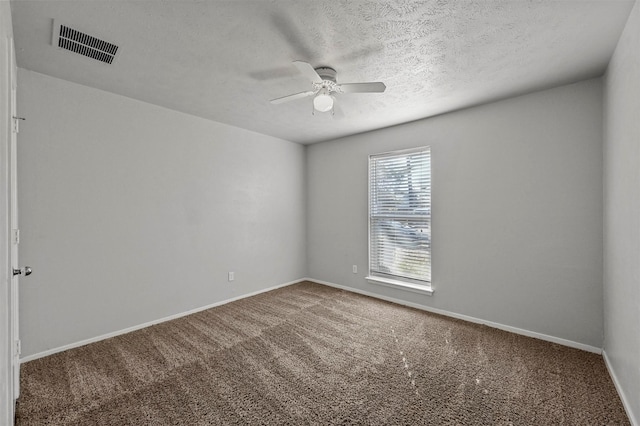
[{"left": 17, "top": 281, "right": 629, "bottom": 425}]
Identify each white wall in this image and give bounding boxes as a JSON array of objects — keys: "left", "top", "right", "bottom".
[
  {"left": 17, "top": 69, "right": 307, "bottom": 358},
  {"left": 308, "top": 79, "right": 604, "bottom": 348},
  {"left": 603, "top": 1, "right": 640, "bottom": 423}
]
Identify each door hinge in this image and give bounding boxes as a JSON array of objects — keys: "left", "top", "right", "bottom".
[
  {"left": 12, "top": 116, "right": 25, "bottom": 133},
  {"left": 15, "top": 340, "right": 21, "bottom": 357},
  {"left": 12, "top": 229, "right": 19, "bottom": 245}
]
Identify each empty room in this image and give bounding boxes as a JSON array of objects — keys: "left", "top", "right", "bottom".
[{"left": 1, "top": 0, "right": 639, "bottom": 424}]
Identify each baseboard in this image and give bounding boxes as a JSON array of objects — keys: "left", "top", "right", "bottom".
[
  {"left": 603, "top": 350, "right": 639, "bottom": 426},
  {"left": 306, "top": 277, "right": 602, "bottom": 354},
  {"left": 20, "top": 278, "right": 306, "bottom": 363},
  {"left": 21, "top": 276, "right": 602, "bottom": 361}
]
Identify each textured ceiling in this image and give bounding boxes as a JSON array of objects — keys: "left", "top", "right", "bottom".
[{"left": 10, "top": 0, "right": 635, "bottom": 144}]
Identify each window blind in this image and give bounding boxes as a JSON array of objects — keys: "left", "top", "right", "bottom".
[{"left": 369, "top": 147, "right": 431, "bottom": 284}]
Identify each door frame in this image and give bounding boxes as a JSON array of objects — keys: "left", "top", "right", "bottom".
[
  {"left": 1, "top": 34, "right": 17, "bottom": 425},
  {"left": 9, "top": 37, "right": 19, "bottom": 401}
]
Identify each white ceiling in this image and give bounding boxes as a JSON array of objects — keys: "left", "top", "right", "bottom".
[{"left": 10, "top": 0, "right": 635, "bottom": 144}]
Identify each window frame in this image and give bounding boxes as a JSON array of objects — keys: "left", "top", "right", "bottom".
[{"left": 367, "top": 146, "right": 433, "bottom": 296}]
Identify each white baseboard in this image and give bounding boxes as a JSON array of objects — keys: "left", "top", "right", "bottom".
[
  {"left": 20, "top": 278, "right": 306, "bottom": 363},
  {"left": 21, "top": 276, "right": 602, "bottom": 361},
  {"left": 603, "top": 350, "right": 639, "bottom": 426},
  {"left": 307, "top": 277, "right": 602, "bottom": 354}
]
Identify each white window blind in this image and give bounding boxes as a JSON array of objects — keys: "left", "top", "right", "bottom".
[{"left": 369, "top": 147, "right": 431, "bottom": 285}]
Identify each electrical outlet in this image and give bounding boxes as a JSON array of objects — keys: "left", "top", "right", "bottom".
[
  {"left": 228, "top": 272, "right": 234, "bottom": 282},
  {"left": 352, "top": 265, "right": 358, "bottom": 274}
]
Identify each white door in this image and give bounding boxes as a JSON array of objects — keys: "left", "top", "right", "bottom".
[{"left": 9, "top": 37, "right": 21, "bottom": 400}]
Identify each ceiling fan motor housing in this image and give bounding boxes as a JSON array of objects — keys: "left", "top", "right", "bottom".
[
  {"left": 314, "top": 67, "right": 339, "bottom": 93},
  {"left": 315, "top": 67, "right": 337, "bottom": 83}
]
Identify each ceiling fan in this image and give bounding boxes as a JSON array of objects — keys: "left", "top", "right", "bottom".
[{"left": 270, "top": 61, "right": 386, "bottom": 114}]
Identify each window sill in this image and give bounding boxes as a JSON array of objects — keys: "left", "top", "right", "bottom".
[{"left": 366, "top": 276, "right": 434, "bottom": 296}]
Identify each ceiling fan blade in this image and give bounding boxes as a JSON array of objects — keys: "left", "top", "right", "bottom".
[
  {"left": 338, "top": 82, "right": 386, "bottom": 93},
  {"left": 293, "top": 61, "right": 323, "bottom": 84},
  {"left": 270, "top": 90, "right": 316, "bottom": 105}
]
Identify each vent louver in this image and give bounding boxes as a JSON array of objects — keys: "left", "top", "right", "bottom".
[{"left": 53, "top": 21, "right": 119, "bottom": 64}]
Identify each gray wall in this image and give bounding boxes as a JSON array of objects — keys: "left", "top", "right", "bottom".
[
  {"left": 604, "top": 1, "right": 640, "bottom": 423},
  {"left": 307, "top": 79, "right": 604, "bottom": 348},
  {"left": 17, "top": 69, "right": 307, "bottom": 357}
]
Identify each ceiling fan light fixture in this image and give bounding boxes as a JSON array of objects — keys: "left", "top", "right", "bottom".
[{"left": 313, "top": 90, "right": 334, "bottom": 112}]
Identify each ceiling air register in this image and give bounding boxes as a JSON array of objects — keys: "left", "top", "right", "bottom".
[{"left": 52, "top": 21, "right": 119, "bottom": 64}]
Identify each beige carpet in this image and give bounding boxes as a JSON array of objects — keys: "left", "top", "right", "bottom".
[{"left": 17, "top": 281, "right": 629, "bottom": 425}]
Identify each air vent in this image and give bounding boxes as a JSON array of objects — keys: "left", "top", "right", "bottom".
[{"left": 52, "top": 21, "right": 119, "bottom": 64}]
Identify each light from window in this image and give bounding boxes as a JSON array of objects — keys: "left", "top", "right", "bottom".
[{"left": 369, "top": 147, "right": 431, "bottom": 286}]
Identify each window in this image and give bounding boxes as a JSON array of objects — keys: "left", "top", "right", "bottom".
[{"left": 368, "top": 147, "right": 432, "bottom": 294}]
